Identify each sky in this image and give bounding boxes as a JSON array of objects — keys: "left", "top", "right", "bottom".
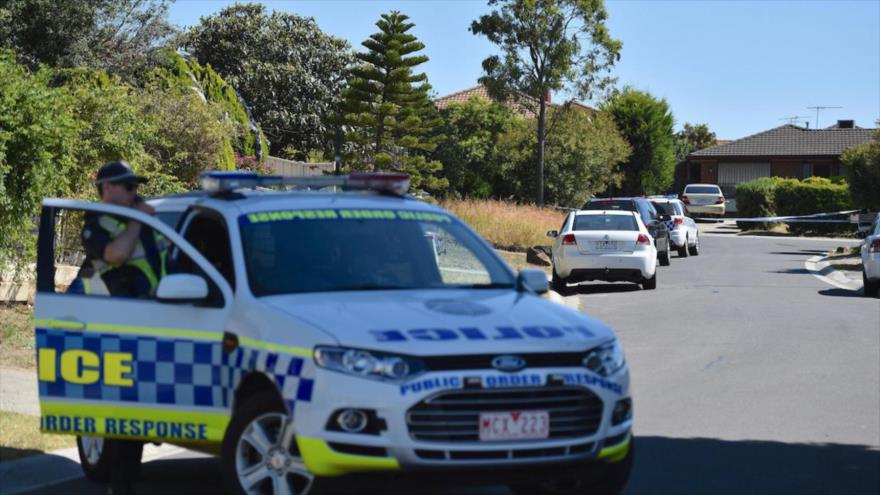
[{"left": 168, "top": 0, "right": 880, "bottom": 140}]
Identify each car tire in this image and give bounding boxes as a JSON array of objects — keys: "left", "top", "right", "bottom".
[
  {"left": 509, "top": 438, "right": 634, "bottom": 495},
  {"left": 551, "top": 266, "right": 567, "bottom": 293},
  {"left": 688, "top": 233, "right": 700, "bottom": 256},
  {"left": 76, "top": 436, "right": 143, "bottom": 483},
  {"left": 642, "top": 273, "right": 657, "bottom": 290},
  {"left": 864, "top": 270, "right": 879, "bottom": 298},
  {"left": 677, "top": 236, "right": 689, "bottom": 258},
  {"left": 659, "top": 242, "right": 671, "bottom": 266},
  {"left": 222, "top": 391, "right": 322, "bottom": 495}
]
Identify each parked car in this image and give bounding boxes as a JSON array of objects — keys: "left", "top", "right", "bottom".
[
  {"left": 650, "top": 197, "right": 700, "bottom": 257},
  {"left": 548, "top": 210, "right": 658, "bottom": 291},
  {"left": 861, "top": 216, "right": 880, "bottom": 298},
  {"left": 681, "top": 184, "right": 726, "bottom": 218},
  {"left": 581, "top": 197, "right": 671, "bottom": 266}
]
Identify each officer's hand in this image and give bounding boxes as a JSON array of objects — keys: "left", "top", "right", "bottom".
[{"left": 134, "top": 201, "right": 156, "bottom": 216}]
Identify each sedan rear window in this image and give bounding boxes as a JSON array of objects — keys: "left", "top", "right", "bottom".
[
  {"left": 581, "top": 200, "right": 635, "bottom": 211},
  {"left": 685, "top": 186, "right": 722, "bottom": 194},
  {"left": 573, "top": 215, "right": 638, "bottom": 231}
]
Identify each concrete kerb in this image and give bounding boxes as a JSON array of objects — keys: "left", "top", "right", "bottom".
[{"left": 804, "top": 255, "right": 863, "bottom": 293}]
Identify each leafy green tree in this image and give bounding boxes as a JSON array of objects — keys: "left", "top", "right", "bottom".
[
  {"left": 341, "top": 11, "right": 446, "bottom": 191},
  {"left": 842, "top": 129, "right": 880, "bottom": 211},
  {"left": 0, "top": 51, "right": 78, "bottom": 271},
  {"left": 602, "top": 88, "right": 676, "bottom": 195},
  {"left": 494, "top": 107, "right": 630, "bottom": 206},
  {"left": 434, "top": 97, "right": 520, "bottom": 198},
  {"left": 183, "top": 3, "right": 351, "bottom": 159},
  {"left": 674, "top": 122, "right": 716, "bottom": 162},
  {"left": 0, "top": 0, "right": 175, "bottom": 77},
  {"left": 471, "top": 0, "right": 622, "bottom": 206}
]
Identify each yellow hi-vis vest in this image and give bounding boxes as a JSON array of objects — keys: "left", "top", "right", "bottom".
[{"left": 81, "top": 215, "right": 168, "bottom": 296}]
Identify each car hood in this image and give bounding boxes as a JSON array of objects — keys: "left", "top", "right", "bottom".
[{"left": 260, "top": 289, "right": 615, "bottom": 356}]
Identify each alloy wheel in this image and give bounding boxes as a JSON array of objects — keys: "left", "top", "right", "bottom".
[{"left": 236, "top": 413, "right": 314, "bottom": 495}]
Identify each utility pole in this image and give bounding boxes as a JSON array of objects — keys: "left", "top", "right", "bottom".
[{"left": 806, "top": 106, "right": 842, "bottom": 129}]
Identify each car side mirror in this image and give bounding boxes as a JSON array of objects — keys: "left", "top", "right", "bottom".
[
  {"left": 518, "top": 269, "right": 549, "bottom": 294},
  {"left": 156, "top": 273, "right": 209, "bottom": 303},
  {"left": 546, "top": 230, "right": 559, "bottom": 238},
  {"left": 857, "top": 231, "right": 868, "bottom": 239}
]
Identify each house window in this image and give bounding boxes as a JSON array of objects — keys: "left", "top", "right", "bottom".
[
  {"left": 802, "top": 163, "right": 812, "bottom": 178},
  {"left": 813, "top": 164, "right": 831, "bottom": 177}
]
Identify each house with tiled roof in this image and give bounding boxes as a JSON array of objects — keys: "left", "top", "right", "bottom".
[
  {"left": 434, "top": 84, "right": 593, "bottom": 117},
  {"left": 684, "top": 120, "right": 875, "bottom": 209}
]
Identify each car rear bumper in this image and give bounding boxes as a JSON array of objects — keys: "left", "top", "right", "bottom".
[
  {"left": 686, "top": 203, "right": 725, "bottom": 216},
  {"left": 864, "top": 253, "right": 880, "bottom": 280},
  {"left": 555, "top": 251, "right": 655, "bottom": 280},
  {"left": 669, "top": 230, "right": 687, "bottom": 247}
]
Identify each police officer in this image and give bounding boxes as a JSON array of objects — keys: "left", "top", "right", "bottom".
[
  {"left": 74, "top": 161, "right": 163, "bottom": 495},
  {"left": 72, "top": 161, "right": 166, "bottom": 298}
]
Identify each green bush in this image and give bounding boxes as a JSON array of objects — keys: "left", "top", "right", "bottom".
[
  {"left": 774, "top": 177, "right": 853, "bottom": 235},
  {"left": 842, "top": 130, "right": 880, "bottom": 211},
  {"left": 734, "top": 177, "right": 787, "bottom": 230}
]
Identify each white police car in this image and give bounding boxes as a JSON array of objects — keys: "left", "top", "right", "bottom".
[{"left": 35, "top": 172, "right": 633, "bottom": 495}]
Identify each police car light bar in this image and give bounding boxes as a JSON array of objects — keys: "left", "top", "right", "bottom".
[{"left": 199, "top": 171, "right": 410, "bottom": 196}]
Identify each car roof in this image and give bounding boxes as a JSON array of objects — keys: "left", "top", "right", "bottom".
[
  {"left": 684, "top": 183, "right": 721, "bottom": 188},
  {"left": 574, "top": 209, "right": 636, "bottom": 216},
  {"left": 149, "top": 189, "right": 443, "bottom": 216}
]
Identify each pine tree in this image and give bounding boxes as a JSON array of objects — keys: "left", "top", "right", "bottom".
[{"left": 341, "top": 11, "right": 447, "bottom": 191}]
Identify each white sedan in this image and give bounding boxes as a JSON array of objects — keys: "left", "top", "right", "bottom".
[
  {"left": 861, "top": 216, "right": 880, "bottom": 297},
  {"left": 650, "top": 198, "right": 700, "bottom": 257},
  {"left": 548, "top": 210, "right": 658, "bottom": 291}
]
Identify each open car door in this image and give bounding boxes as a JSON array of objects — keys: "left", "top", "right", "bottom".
[{"left": 35, "top": 199, "right": 235, "bottom": 445}]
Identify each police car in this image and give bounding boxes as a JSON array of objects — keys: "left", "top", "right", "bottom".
[
  {"left": 649, "top": 197, "right": 700, "bottom": 258},
  {"left": 34, "top": 172, "right": 634, "bottom": 495}
]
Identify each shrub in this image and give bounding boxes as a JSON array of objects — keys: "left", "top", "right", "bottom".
[
  {"left": 774, "top": 177, "right": 853, "bottom": 235},
  {"left": 734, "top": 177, "right": 787, "bottom": 230},
  {"left": 441, "top": 199, "right": 565, "bottom": 252},
  {"left": 842, "top": 130, "right": 880, "bottom": 211}
]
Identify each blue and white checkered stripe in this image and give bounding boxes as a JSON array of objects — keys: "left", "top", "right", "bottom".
[{"left": 36, "top": 328, "right": 314, "bottom": 414}]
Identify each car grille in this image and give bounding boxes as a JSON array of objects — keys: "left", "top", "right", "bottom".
[{"left": 406, "top": 387, "right": 603, "bottom": 442}]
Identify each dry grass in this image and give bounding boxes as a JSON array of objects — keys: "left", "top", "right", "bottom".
[
  {"left": 0, "top": 303, "right": 35, "bottom": 370},
  {"left": 0, "top": 411, "right": 76, "bottom": 461},
  {"left": 442, "top": 199, "right": 565, "bottom": 252}
]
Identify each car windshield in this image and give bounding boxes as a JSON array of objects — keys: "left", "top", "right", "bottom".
[
  {"left": 685, "top": 186, "right": 721, "bottom": 194},
  {"left": 581, "top": 199, "right": 635, "bottom": 211},
  {"left": 573, "top": 215, "right": 638, "bottom": 231},
  {"left": 239, "top": 208, "right": 516, "bottom": 296}
]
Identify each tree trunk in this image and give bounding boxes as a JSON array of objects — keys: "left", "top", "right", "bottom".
[{"left": 537, "top": 98, "right": 546, "bottom": 207}]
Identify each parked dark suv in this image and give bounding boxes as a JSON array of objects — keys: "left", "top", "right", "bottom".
[{"left": 581, "top": 197, "right": 672, "bottom": 266}]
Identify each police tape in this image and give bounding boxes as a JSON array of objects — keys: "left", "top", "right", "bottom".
[{"left": 695, "top": 209, "right": 862, "bottom": 224}]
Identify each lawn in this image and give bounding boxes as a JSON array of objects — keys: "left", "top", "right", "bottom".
[
  {"left": 0, "top": 303, "right": 35, "bottom": 370},
  {"left": 0, "top": 411, "right": 76, "bottom": 461},
  {"left": 442, "top": 199, "right": 565, "bottom": 252}
]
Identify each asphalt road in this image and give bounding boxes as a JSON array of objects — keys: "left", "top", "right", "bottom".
[{"left": 18, "top": 233, "right": 880, "bottom": 495}]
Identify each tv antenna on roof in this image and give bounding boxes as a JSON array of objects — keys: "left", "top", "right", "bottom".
[
  {"left": 806, "top": 106, "right": 842, "bottom": 129},
  {"left": 778, "top": 115, "right": 811, "bottom": 127}
]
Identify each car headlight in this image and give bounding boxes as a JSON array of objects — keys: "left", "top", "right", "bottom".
[
  {"left": 314, "top": 346, "right": 425, "bottom": 382},
  {"left": 582, "top": 339, "right": 626, "bottom": 377}
]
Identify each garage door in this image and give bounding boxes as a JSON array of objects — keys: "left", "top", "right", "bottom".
[{"left": 718, "top": 162, "right": 770, "bottom": 213}]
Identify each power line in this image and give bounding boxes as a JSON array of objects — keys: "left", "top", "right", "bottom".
[{"left": 806, "top": 106, "right": 842, "bottom": 129}]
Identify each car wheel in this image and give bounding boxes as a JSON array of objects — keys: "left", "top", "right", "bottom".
[
  {"left": 76, "top": 436, "right": 143, "bottom": 482},
  {"left": 642, "top": 273, "right": 657, "bottom": 290},
  {"left": 864, "top": 270, "right": 879, "bottom": 298},
  {"left": 659, "top": 243, "right": 671, "bottom": 266},
  {"left": 677, "top": 236, "right": 689, "bottom": 258},
  {"left": 222, "top": 391, "right": 320, "bottom": 495},
  {"left": 551, "top": 266, "right": 567, "bottom": 293},
  {"left": 688, "top": 233, "right": 700, "bottom": 256},
  {"left": 510, "top": 438, "right": 634, "bottom": 495}
]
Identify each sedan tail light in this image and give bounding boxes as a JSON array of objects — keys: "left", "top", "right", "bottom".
[
  {"left": 562, "top": 233, "right": 577, "bottom": 246},
  {"left": 681, "top": 196, "right": 690, "bottom": 205},
  {"left": 870, "top": 239, "right": 880, "bottom": 253},
  {"left": 637, "top": 234, "right": 651, "bottom": 245},
  {"left": 673, "top": 218, "right": 683, "bottom": 225},
  {"left": 715, "top": 197, "right": 725, "bottom": 204}
]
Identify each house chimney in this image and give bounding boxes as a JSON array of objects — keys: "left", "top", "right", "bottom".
[{"left": 836, "top": 119, "right": 854, "bottom": 129}]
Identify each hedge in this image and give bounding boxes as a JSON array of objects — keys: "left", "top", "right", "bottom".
[{"left": 734, "top": 176, "right": 854, "bottom": 235}]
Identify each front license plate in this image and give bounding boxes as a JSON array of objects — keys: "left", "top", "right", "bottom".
[{"left": 479, "top": 411, "right": 550, "bottom": 441}]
